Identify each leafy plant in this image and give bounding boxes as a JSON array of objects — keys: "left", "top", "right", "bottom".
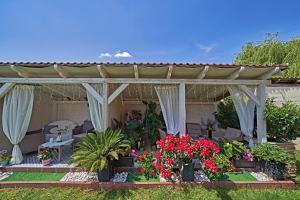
[
  {"left": 125, "top": 110, "right": 144, "bottom": 149},
  {"left": 214, "top": 97, "right": 240, "bottom": 129},
  {"left": 142, "top": 101, "right": 162, "bottom": 145},
  {"left": 136, "top": 151, "right": 158, "bottom": 179},
  {"left": 69, "top": 129, "right": 131, "bottom": 172},
  {"left": 220, "top": 140, "right": 249, "bottom": 160},
  {"left": 37, "top": 148, "right": 54, "bottom": 161},
  {"left": 264, "top": 99, "right": 300, "bottom": 142},
  {"left": 252, "top": 143, "right": 292, "bottom": 166}
]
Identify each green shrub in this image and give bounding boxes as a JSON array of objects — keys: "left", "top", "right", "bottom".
[
  {"left": 264, "top": 99, "right": 300, "bottom": 142},
  {"left": 214, "top": 97, "right": 240, "bottom": 129},
  {"left": 252, "top": 143, "right": 292, "bottom": 166}
]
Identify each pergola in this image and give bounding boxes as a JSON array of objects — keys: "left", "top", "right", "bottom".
[{"left": 0, "top": 62, "right": 287, "bottom": 146}]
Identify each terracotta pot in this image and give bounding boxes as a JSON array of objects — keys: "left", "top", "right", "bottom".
[{"left": 41, "top": 159, "right": 52, "bottom": 166}]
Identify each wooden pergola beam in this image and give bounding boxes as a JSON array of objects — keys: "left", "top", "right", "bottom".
[
  {"left": 96, "top": 65, "right": 108, "bottom": 78},
  {"left": 54, "top": 64, "right": 71, "bottom": 78},
  {"left": 0, "top": 78, "right": 270, "bottom": 85},
  {"left": 108, "top": 83, "right": 129, "bottom": 104},
  {"left": 82, "top": 83, "right": 103, "bottom": 104},
  {"left": 166, "top": 65, "right": 173, "bottom": 79},
  {"left": 40, "top": 84, "right": 76, "bottom": 101},
  {"left": 133, "top": 65, "right": 139, "bottom": 79},
  {"left": 0, "top": 83, "right": 15, "bottom": 99},
  {"left": 256, "top": 67, "right": 280, "bottom": 80},
  {"left": 227, "top": 67, "right": 245, "bottom": 80},
  {"left": 197, "top": 66, "right": 209, "bottom": 79},
  {"left": 10, "top": 65, "right": 31, "bottom": 78}
]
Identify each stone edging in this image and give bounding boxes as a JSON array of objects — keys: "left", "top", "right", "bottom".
[{"left": 0, "top": 181, "right": 295, "bottom": 190}]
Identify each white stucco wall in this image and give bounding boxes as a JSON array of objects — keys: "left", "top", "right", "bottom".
[{"left": 266, "top": 85, "right": 300, "bottom": 106}]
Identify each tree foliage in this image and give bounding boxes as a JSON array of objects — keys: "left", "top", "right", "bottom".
[{"left": 234, "top": 33, "right": 300, "bottom": 77}]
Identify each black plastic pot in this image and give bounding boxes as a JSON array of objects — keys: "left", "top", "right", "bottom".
[
  {"left": 97, "top": 167, "right": 110, "bottom": 182},
  {"left": 113, "top": 156, "right": 134, "bottom": 167},
  {"left": 233, "top": 159, "right": 256, "bottom": 168},
  {"left": 181, "top": 162, "right": 194, "bottom": 182}
]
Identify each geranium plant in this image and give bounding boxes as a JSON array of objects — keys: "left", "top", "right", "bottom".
[{"left": 136, "top": 151, "right": 158, "bottom": 179}]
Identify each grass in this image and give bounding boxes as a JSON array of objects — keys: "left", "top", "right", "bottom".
[
  {"left": 217, "top": 172, "right": 257, "bottom": 181},
  {"left": 126, "top": 172, "right": 160, "bottom": 182},
  {"left": 1, "top": 172, "right": 66, "bottom": 182},
  {"left": 0, "top": 187, "right": 300, "bottom": 200},
  {"left": 295, "top": 150, "right": 300, "bottom": 184}
]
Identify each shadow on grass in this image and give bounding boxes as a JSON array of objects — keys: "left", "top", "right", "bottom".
[{"left": 103, "top": 189, "right": 134, "bottom": 200}]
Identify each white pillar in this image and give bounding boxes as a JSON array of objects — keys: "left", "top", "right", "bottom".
[
  {"left": 102, "top": 82, "right": 109, "bottom": 130},
  {"left": 178, "top": 82, "right": 186, "bottom": 136},
  {"left": 256, "top": 84, "right": 267, "bottom": 143}
]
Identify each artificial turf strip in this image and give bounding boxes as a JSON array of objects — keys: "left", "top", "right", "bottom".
[
  {"left": 217, "top": 172, "right": 257, "bottom": 181},
  {"left": 126, "top": 172, "right": 160, "bottom": 182},
  {"left": 1, "top": 172, "right": 66, "bottom": 182}
]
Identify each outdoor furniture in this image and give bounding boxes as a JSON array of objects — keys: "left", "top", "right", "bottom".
[
  {"left": 73, "top": 120, "right": 94, "bottom": 143},
  {"left": 43, "top": 120, "right": 77, "bottom": 142},
  {"left": 186, "top": 123, "right": 203, "bottom": 140},
  {"left": 38, "top": 139, "right": 74, "bottom": 161}
]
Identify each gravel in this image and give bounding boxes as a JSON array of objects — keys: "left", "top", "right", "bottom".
[
  {"left": 0, "top": 172, "right": 13, "bottom": 181},
  {"left": 194, "top": 170, "right": 210, "bottom": 182},
  {"left": 60, "top": 172, "right": 98, "bottom": 182},
  {"left": 250, "top": 172, "right": 273, "bottom": 181},
  {"left": 111, "top": 172, "right": 128, "bottom": 182}
]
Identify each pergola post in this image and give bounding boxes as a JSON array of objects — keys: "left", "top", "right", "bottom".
[
  {"left": 178, "top": 82, "right": 186, "bottom": 136},
  {"left": 102, "top": 82, "right": 109, "bottom": 131},
  {"left": 256, "top": 84, "right": 267, "bottom": 143}
]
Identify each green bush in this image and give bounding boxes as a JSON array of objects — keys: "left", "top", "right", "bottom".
[
  {"left": 214, "top": 97, "right": 240, "bottom": 129},
  {"left": 252, "top": 143, "right": 292, "bottom": 166},
  {"left": 264, "top": 99, "right": 300, "bottom": 142}
]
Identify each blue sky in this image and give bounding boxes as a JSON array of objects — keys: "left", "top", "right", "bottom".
[{"left": 0, "top": 0, "right": 299, "bottom": 63}]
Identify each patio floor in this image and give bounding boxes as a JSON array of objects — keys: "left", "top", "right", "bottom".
[{"left": 10, "top": 146, "right": 74, "bottom": 168}]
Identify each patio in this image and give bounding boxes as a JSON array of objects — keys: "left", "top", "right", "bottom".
[{"left": 0, "top": 62, "right": 287, "bottom": 168}]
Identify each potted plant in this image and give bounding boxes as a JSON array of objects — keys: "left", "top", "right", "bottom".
[
  {"left": 252, "top": 143, "right": 292, "bottom": 180},
  {"left": 136, "top": 151, "right": 158, "bottom": 179},
  {"left": 113, "top": 149, "right": 137, "bottom": 167},
  {"left": 201, "top": 118, "right": 216, "bottom": 139},
  {"left": 37, "top": 148, "right": 53, "bottom": 166},
  {"left": 69, "top": 129, "right": 131, "bottom": 182},
  {"left": 0, "top": 150, "right": 11, "bottom": 166},
  {"left": 221, "top": 140, "right": 256, "bottom": 168}
]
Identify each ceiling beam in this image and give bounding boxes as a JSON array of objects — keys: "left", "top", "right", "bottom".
[
  {"left": 0, "top": 83, "right": 15, "bottom": 99},
  {"left": 10, "top": 65, "right": 31, "bottom": 78},
  {"left": 54, "top": 64, "right": 71, "bottom": 78},
  {"left": 197, "top": 66, "right": 209, "bottom": 79},
  {"left": 108, "top": 83, "right": 129, "bottom": 104},
  {"left": 227, "top": 67, "right": 245, "bottom": 80},
  {"left": 133, "top": 65, "right": 139, "bottom": 79},
  {"left": 256, "top": 67, "right": 280, "bottom": 80},
  {"left": 96, "top": 65, "right": 108, "bottom": 78},
  {"left": 166, "top": 65, "right": 173, "bottom": 79},
  {"left": 40, "top": 84, "right": 76, "bottom": 101}
]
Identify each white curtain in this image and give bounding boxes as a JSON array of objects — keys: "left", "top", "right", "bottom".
[
  {"left": 86, "top": 84, "right": 103, "bottom": 131},
  {"left": 155, "top": 86, "right": 180, "bottom": 135},
  {"left": 227, "top": 86, "right": 256, "bottom": 147},
  {"left": 2, "top": 85, "right": 34, "bottom": 164}
]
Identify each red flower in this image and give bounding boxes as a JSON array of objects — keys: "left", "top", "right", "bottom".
[
  {"left": 166, "top": 158, "right": 173, "bottom": 165},
  {"left": 161, "top": 168, "right": 171, "bottom": 178},
  {"left": 151, "top": 170, "right": 156, "bottom": 177},
  {"left": 203, "top": 159, "right": 218, "bottom": 173},
  {"left": 139, "top": 168, "right": 145, "bottom": 174}
]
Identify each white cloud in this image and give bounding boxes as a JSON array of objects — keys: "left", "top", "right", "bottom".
[
  {"left": 195, "top": 43, "right": 217, "bottom": 53},
  {"left": 114, "top": 51, "right": 132, "bottom": 58},
  {"left": 99, "top": 53, "right": 112, "bottom": 58}
]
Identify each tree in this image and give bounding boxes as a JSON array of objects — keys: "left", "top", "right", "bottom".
[{"left": 234, "top": 33, "right": 300, "bottom": 77}]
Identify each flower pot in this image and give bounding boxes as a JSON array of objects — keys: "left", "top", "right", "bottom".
[
  {"left": 97, "top": 167, "right": 110, "bottom": 182},
  {"left": 0, "top": 160, "right": 10, "bottom": 166},
  {"left": 233, "top": 159, "right": 256, "bottom": 168},
  {"left": 113, "top": 156, "right": 134, "bottom": 167},
  {"left": 41, "top": 159, "right": 52, "bottom": 166},
  {"left": 181, "top": 163, "right": 194, "bottom": 182}
]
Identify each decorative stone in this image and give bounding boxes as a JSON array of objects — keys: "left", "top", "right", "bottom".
[
  {"left": 194, "top": 170, "right": 210, "bottom": 182},
  {"left": 60, "top": 172, "right": 98, "bottom": 182},
  {"left": 250, "top": 172, "right": 273, "bottom": 181},
  {"left": 111, "top": 172, "right": 128, "bottom": 182},
  {"left": 0, "top": 172, "right": 13, "bottom": 181}
]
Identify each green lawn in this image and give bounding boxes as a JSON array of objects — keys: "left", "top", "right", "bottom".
[
  {"left": 126, "top": 172, "right": 160, "bottom": 182},
  {"left": 295, "top": 150, "right": 300, "bottom": 183},
  {"left": 0, "top": 187, "right": 300, "bottom": 200},
  {"left": 217, "top": 172, "right": 257, "bottom": 181},
  {"left": 1, "top": 172, "right": 66, "bottom": 182}
]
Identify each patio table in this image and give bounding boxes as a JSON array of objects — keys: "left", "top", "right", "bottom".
[{"left": 38, "top": 139, "right": 74, "bottom": 161}]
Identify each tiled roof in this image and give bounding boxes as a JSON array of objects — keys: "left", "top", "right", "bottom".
[{"left": 0, "top": 62, "right": 288, "bottom": 68}]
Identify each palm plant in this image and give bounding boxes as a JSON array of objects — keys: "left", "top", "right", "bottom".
[{"left": 69, "top": 129, "right": 131, "bottom": 172}]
